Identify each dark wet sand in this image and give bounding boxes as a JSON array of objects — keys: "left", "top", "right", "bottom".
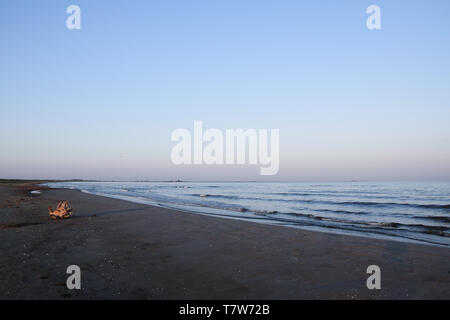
[{"left": 0, "top": 183, "right": 449, "bottom": 299}]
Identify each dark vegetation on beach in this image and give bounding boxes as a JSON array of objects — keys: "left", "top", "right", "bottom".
[{"left": 0, "top": 179, "right": 86, "bottom": 184}]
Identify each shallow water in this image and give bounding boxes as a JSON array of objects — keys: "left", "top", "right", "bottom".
[{"left": 47, "top": 181, "right": 450, "bottom": 247}]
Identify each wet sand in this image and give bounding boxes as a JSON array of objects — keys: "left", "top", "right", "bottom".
[{"left": 0, "top": 183, "right": 449, "bottom": 299}]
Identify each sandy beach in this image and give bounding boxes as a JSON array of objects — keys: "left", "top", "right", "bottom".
[{"left": 0, "top": 183, "right": 449, "bottom": 300}]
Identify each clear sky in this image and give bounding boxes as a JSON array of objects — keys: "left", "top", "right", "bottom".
[{"left": 1, "top": 0, "right": 449, "bottom": 181}]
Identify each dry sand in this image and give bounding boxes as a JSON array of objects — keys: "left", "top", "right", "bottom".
[{"left": 0, "top": 183, "right": 449, "bottom": 299}]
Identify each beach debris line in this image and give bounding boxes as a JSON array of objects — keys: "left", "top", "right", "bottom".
[{"left": 49, "top": 201, "right": 73, "bottom": 220}]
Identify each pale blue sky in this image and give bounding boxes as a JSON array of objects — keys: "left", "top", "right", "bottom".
[{"left": 1, "top": 0, "right": 449, "bottom": 181}]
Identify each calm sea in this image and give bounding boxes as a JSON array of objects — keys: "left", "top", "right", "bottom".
[{"left": 47, "top": 181, "right": 450, "bottom": 247}]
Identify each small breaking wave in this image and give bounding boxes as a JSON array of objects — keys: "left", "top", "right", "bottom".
[{"left": 416, "top": 216, "right": 450, "bottom": 223}]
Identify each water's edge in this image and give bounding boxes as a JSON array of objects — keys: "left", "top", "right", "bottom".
[{"left": 46, "top": 181, "right": 450, "bottom": 248}]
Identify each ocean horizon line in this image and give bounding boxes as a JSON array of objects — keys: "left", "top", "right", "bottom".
[{"left": 3, "top": 178, "right": 450, "bottom": 184}]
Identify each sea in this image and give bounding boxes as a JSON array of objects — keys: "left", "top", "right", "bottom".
[{"left": 47, "top": 181, "right": 450, "bottom": 247}]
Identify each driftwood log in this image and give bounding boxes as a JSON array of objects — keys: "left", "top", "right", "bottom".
[{"left": 49, "top": 201, "right": 73, "bottom": 219}]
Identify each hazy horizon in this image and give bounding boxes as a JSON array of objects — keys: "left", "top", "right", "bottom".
[
  {"left": 1, "top": 1, "right": 450, "bottom": 181},
  {"left": 2, "top": 178, "right": 450, "bottom": 184}
]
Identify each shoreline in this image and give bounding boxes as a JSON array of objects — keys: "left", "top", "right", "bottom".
[
  {"left": 72, "top": 188, "right": 450, "bottom": 249},
  {"left": 0, "top": 183, "right": 449, "bottom": 299},
  {"left": 46, "top": 181, "right": 450, "bottom": 248}
]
